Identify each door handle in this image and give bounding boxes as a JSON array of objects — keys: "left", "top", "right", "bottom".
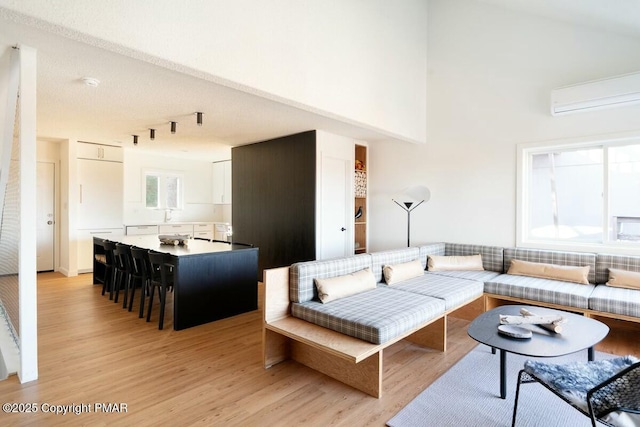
[
  {"left": 47, "top": 220, "right": 53, "bottom": 225},
  {"left": 341, "top": 227, "right": 346, "bottom": 231}
]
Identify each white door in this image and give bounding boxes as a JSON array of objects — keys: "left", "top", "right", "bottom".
[
  {"left": 319, "top": 154, "right": 351, "bottom": 259},
  {"left": 36, "top": 161, "right": 55, "bottom": 272}
]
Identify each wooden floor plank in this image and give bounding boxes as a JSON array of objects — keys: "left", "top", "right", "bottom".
[{"left": 0, "top": 272, "right": 638, "bottom": 426}]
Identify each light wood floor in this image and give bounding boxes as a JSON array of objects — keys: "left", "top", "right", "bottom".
[{"left": 1, "top": 273, "right": 639, "bottom": 426}]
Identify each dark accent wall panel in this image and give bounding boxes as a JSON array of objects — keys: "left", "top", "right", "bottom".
[{"left": 232, "top": 131, "right": 316, "bottom": 279}]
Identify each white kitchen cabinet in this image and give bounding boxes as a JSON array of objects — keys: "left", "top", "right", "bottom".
[
  {"left": 213, "top": 160, "right": 232, "bottom": 204},
  {"left": 77, "top": 159, "right": 123, "bottom": 229},
  {"left": 77, "top": 142, "right": 124, "bottom": 273},
  {"left": 193, "top": 223, "right": 214, "bottom": 240},
  {"left": 126, "top": 225, "right": 159, "bottom": 235},
  {"left": 159, "top": 223, "right": 194, "bottom": 236},
  {"left": 77, "top": 141, "right": 123, "bottom": 162},
  {"left": 77, "top": 228, "right": 123, "bottom": 273}
]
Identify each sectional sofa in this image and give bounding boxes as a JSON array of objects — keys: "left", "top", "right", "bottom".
[{"left": 262, "top": 242, "right": 640, "bottom": 398}]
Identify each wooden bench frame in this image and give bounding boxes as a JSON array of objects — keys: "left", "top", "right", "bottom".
[
  {"left": 262, "top": 267, "right": 481, "bottom": 398},
  {"left": 484, "top": 293, "right": 640, "bottom": 324}
]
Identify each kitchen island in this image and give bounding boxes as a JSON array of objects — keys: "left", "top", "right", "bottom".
[{"left": 93, "top": 235, "right": 258, "bottom": 330}]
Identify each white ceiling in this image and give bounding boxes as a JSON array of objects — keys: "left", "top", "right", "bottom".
[
  {"left": 0, "top": 11, "right": 403, "bottom": 161},
  {"left": 478, "top": 0, "right": 640, "bottom": 38},
  {"left": 2, "top": 1, "right": 640, "bottom": 161}
]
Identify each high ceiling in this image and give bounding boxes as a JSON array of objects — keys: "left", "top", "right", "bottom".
[
  {"left": 2, "top": 1, "right": 640, "bottom": 161},
  {"left": 0, "top": 10, "right": 401, "bottom": 161}
]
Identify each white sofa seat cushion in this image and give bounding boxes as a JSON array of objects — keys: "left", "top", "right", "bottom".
[
  {"left": 291, "top": 287, "right": 445, "bottom": 345},
  {"left": 485, "top": 274, "right": 595, "bottom": 309},
  {"left": 589, "top": 285, "right": 640, "bottom": 318}
]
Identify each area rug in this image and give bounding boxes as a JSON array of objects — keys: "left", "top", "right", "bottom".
[{"left": 387, "top": 345, "right": 614, "bottom": 427}]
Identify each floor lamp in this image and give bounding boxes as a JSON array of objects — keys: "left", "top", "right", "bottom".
[{"left": 392, "top": 186, "right": 431, "bottom": 247}]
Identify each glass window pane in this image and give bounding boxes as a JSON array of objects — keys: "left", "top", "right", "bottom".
[
  {"left": 609, "top": 144, "right": 640, "bottom": 241},
  {"left": 145, "top": 175, "right": 159, "bottom": 208},
  {"left": 165, "top": 176, "right": 179, "bottom": 209},
  {"left": 529, "top": 148, "right": 603, "bottom": 242}
]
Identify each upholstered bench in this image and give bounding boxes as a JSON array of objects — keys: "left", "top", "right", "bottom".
[{"left": 263, "top": 245, "right": 485, "bottom": 397}]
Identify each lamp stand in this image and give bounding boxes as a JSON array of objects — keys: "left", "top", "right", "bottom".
[{"left": 393, "top": 199, "right": 424, "bottom": 247}]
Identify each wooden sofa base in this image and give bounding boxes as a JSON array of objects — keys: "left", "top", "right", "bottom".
[
  {"left": 264, "top": 315, "right": 447, "bottom": 398},
  {"left": 484, "top": 293, "right": 640, "bottom": 324},
  {"left": 263, "top": 267, "right": 453, "bottom": 398}
]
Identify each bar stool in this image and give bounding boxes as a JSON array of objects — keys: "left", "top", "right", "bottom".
[
  {"left": 129, "top": 247, "right": 150, "bottom": 317},
  {"left": 113, "top": 244, "right": 132, "bottom": 307},
  {"left": 100, "top": 240, "right": 117, "bottom": 299},
  {"left": 146, "top": 251, "right": 174, "bottom": 330}
]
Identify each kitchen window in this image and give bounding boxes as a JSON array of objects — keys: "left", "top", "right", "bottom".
[
  {"left": 145, "top": 171, "right": 183, "bottom": 210},
  {"left": 517, "top": 134, "right": 640, "bottom": 253}
]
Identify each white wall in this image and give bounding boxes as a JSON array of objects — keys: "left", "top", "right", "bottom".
[
  {"left": 369, "top": 0, "right": 640, "bottom": 251},
  {"left": 123, "top": 149, "right": 221, "bottom": 224},
  {"left": 0, "top": 0, "right": 428, "bottom": 144}
]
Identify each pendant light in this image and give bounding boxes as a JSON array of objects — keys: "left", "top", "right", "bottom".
[
  {"left": 196, "top": 112, "right": 203, "bottom": 126},
  {"left": 170, "top": 121, "right": 177, "bottom": 134},
  {"left": 150, "top": 128, "right": 156, "bottom": 140}
]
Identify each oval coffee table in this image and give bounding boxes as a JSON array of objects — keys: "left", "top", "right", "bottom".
[{"left": 468, "top": 305, "right": 609, "bottom": 399}]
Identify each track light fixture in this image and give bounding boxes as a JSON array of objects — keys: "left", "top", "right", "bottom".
[
  {"left": 133, "top": 135, "right": 138, "bottom": 145},
  {"left": 150, "top": 128, "right": 155, "bottom": 140},
  {"left": 170, "top": 121, "right": 177, "bottom": 134},
  {"left": 196, "top": 112, "right": 203, "bottom": 126}
]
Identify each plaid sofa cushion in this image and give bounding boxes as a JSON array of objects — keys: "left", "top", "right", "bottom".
[
  {"left": 419, "top": 243, "right": 446, "bottom": 268},
  {"left": 426, "top": 269, "right": 502, "bottom": 282},
  {"left": 291, "top": 287, "right": 446, "bottom": 344},
  {"left": 595, "top": 254, "right": 640, "bottom": 285},
  {"left": 444, "top": 243, "right": 505, "bottom": 273},
  {"left": 390, "top": 273, "right": 484, "bottom": 311},
  {"left": 290, "top": 254, "right": 373, "bottom": 303},
  {"left": 370, "top": 247, "right": 421, "bottom": 283},
  {"left": 485, "top": 274, "right": 595, "bottom": 309},
  {"left": 503, "top": 248, "right": 597, "bottom": 284},
  {"left": 589, "top": 285, "right": 640, "bottom": 317}
]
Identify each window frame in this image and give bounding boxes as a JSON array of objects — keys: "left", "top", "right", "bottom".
[
  {"left": 517, "top": 131, "right": 640, "bottom": 255},
  {"left": 143, "top": 169, "right": 184, "bottom": 211}
]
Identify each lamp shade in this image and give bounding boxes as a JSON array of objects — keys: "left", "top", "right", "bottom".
[{"left": 394, "top": 185, "right": 431, "bottom": 205}]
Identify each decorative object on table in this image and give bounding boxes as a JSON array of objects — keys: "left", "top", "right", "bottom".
[
  {"left": 497, "top": 325, "right": 532, "bottom": 339},
  {"left": 392, "top": 185, "right": 431, "bottom": 247},
  {"left": 158, "top": 234, "right": 190, "bottom": 246},
  {"left": 499, "top": 308, "right": 567, "bottom": 333},
  {"left": 355, "top": 206, "right": 363, "bottom": 219}
]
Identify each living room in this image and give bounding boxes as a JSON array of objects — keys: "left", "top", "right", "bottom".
[{"left": 1, "top": 0, "right": 640, "bottom": 425}]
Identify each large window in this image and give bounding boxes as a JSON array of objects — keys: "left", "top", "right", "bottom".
[
  {"left": 518, "top": 136, "right": 640, "bottom": 252},
  {"left": 145, "top": 171, "right": 183, "bottom": 210}
]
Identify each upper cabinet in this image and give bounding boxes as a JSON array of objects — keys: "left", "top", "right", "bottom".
[
  {"left": 213, "top": 160, "right": 232, "bottom": 204},
  {"left": 77, "top": 141, "right": 123, "bottom": 162}
]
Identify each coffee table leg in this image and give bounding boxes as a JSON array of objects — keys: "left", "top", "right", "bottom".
[
  {"left": 588, "top": 346, "right": 595, "bottom": 361},
  {"left": 500, "top": 349, "right": 507, "bottom": 399}
]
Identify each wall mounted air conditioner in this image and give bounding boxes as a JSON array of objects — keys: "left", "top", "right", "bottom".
[{"left": 551, "top": 71, "right": 640, "bottom": 116}]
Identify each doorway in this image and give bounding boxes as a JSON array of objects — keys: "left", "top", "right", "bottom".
[
  {"left": 319, "top": 153, "right": 352, "bottom": 259},
  {"left": 36, "top": 161, "right": 55, "bottom": 272}
]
